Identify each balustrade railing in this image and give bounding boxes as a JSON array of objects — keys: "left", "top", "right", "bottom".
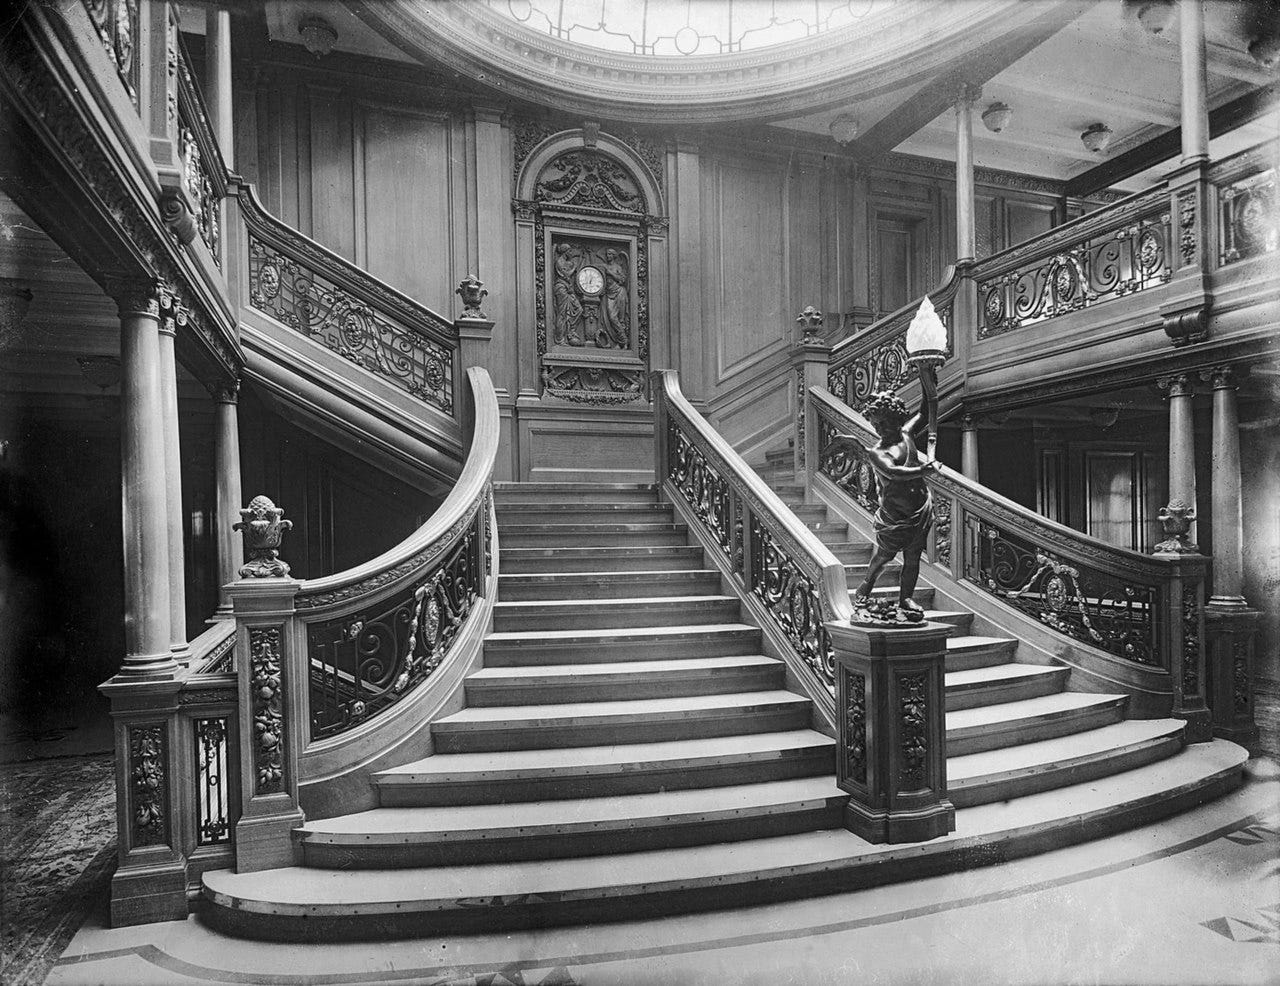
[
  {"left": 655, "top": 370, "right": 852, "bottom": 691},
  {"left": 827, "top": 267, "right": 960, "bottom": 412},
  {"left": 809, "top": 386, "right": 1209, "bottom": 724},
  {"left": 972, "top": 183, "right": 1173, "bottom": 340},
  {"left": 173, "top": 34, "right": 224, "bottom": 266},
  {"left": 1210, "top": 141, "right": 1279, "bottom": 270},
  {"left": 237, "top": 186, "right": 460, "bottom": 419}
]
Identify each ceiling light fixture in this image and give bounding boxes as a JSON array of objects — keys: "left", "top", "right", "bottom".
[
  {"left": 829, "top": 113, "right": 860, "bottom": 145},
  {"left": 1081, "top": 123, "right": 1113, "bottom": 154},
  {"left": 299, "top": 15, "right": 338, "bottom": 58},
  {"left": 1133, "top": 0, "right": 1174, "bottom": 36},
  {"left": 1248, "top": 32, "right": 1280, "bottom": 69},
  {"left": 981, "top": 102, "right": 1012, "bottom": 133}
]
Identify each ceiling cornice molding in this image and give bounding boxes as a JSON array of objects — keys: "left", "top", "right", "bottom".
[{"left": 340, "top": 0, "right": 1048, "bottom": 124}]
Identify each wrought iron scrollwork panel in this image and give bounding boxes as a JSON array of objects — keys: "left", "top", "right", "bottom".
[
  {"left": 750, "top": 514, "right": 834, "bottom": 687},
  {"left": 667, "top": 420, "right": 740, "bottom": 575},
  {"left": 978, "top": 212, "right": 1171, "bottom": 338},
  {"left": 248, "top": 236, "right": 454, "bottom": 415},
  {"left": 967, "top": 517, "right": 1159, "bottom": 666},
  {"left": 194, "top": 716, "right": 232, "bottom": 846},
  {"left": 817, "top": 415, "right": 880, "bottom": 514},
  {"left": 1219, "top": 168, "right": 1277, "bottom": 267},
  {"left": 307, "top": 510, "right": 484, "bottom": 740},
  {"left": 827, "top": 300, "right": 950, "bottom": 410}
]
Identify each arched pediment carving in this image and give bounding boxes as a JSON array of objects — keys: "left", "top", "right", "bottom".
[
  {"left": 535, "top": 150, "right": 645, "bottom": 214},
  {"left": 515, "top": 129, "right": 664, "bottom": 217}
]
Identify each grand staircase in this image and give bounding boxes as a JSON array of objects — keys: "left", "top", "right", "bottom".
[{"left": 202, "top": 479, "right": 1246, "bottom": 942}]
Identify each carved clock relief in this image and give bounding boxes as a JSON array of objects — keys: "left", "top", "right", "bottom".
[{"left": 514, "top": 138, "right": 666, "bottom": 405}]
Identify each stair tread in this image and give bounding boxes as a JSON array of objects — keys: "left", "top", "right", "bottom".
[
  {"left": 498, "top": 569, "right": 719, "bottom": 581},
  {"left": 948, "top": 719, "right": 1187, "bottom": 783},
  {"left": 486, "top": 622, "right": 758, "bottom": 643},
  {"left": 469, "top": 655, "right": 781, "bottom": 680},
  {"left": 302, "top": 778, "right": 845, "bottom": 839},
  {"left": 946, "top": 691, "right": 1126, "bottom": 731},
  {"left": 494, "top": 595, "right": 738, "bottom": 609},
  {"left": 377, "top": 730, "right": 836, "bottom": 783},
  {"left": 436, "top": 690, "right": 808, "bottom": 725},
  {"left": 944, "top": 663, "right": 1065, "bottom": 688},
  {"left": 494, "top": 482, "right": 655, "bottom": 491},
  {"left": 203, "top": 742, "right": 1246, "bottom": 911},
  {"left": 945, "top": 635, "right": 1015, "bottom": 651}
]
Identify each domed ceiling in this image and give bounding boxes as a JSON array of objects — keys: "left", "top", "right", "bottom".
[{"left": 340, "top": 0, "right": 1050, "bottom": 123}]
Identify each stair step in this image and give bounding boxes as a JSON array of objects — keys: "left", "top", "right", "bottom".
[
  {"left": 492, "top": 595, "right": 741, "bottom": 632},
  {"left": 299, "top": 778, "right": 846, "bottom": 867},
  {"left": 496, "top": 569, "right": 723, "bottom": 601},
  {"left": 946, "top": 692, "right": 1129, "bottom": 756},
  {"left": 944, "top": 663, "right": 1069, "bottom": 710},
  {"left": 202, "top": 742, "right": 1246, "bottom": 941},
  {"left": 494, "top": 482, "right": 655, "bottom": 499},
  {"left": 464, "top": 654, "right": 784, "bottom": 705},
  {"left": 500, "top": 545, "right": 707, "bottom": 573},
  {"left": 809, "top": 522, "right": 850, "bottom": 540},
  {"left": 482, "top": 623, "right": 762, "bottom": 666},
  {"left": 764, "top": 448, "right": 794, "bottom": 464},
  {"left": 944, "top": 635, "right": 1018, "bottom": 670},
  {"left": 375, "top": 729, "right": 837, "bottom": 806},
  {"left": 926, "top": 610, "right": 975, "bottom": 635},
  {"left": 498, "top": 503, "right": 675, "bottom": 524},
  {"left": 948, "top": 719, "right": 1187, "bottom": 807},
  {"left": 499, "top": 522, "right": 690, "bottom": 547},
  {"left": 829, "top": 543, "right": 874, "bottom": 564},
  {"left": 431, "top": 691, "right": 812, "bottom": 752},
  {"left": 857, "top": 586, "right": 936, "bottom": 606}
]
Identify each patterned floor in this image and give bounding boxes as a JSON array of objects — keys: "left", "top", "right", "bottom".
[{"left": 0, "top": 753, "right": 117, "bottom": 986}]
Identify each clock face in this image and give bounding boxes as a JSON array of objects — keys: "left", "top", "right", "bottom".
[{"left": 576, "top": 265, "right": 604, "bottom": 295}]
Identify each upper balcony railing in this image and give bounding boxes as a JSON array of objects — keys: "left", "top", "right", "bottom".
[
  {"left": 1210, "top": 142, "right": 1279, "bottom": 271},
  {"left": 172, "top": 34, "right": 224, "bottom": 268}
]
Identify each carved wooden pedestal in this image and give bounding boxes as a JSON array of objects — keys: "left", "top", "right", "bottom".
[{"left": 827, "top": 620, "right": 955, "bottom": 844}]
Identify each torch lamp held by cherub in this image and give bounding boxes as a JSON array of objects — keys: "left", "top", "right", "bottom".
[{"left": 823, "top": 297, "right": 947, "bottom": 627}]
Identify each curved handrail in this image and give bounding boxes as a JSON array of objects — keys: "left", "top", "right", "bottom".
[
  {"left": 293, "top": 366, "right": 499, "bottom": 740},
  {"left": 810, "top": 385, "right": 1207, "bottom": 680},
  {"left": 830, "top": 265, "right": 961, "bottom": 361},
  {"left": 297, "top": 367, "right": 498, "bottom": 611},
  {"left": 655, "top": 369, "right": 852, "bottom": 689}
]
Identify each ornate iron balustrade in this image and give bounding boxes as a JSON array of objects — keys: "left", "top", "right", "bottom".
[
  {"left": 238, "top": 187, "right": 460, "bottom": 419},
  {"left": 1211, "top": 142, "right": 1279, "bottom": 269},
  {"left": 827, "top": 268, "right": 958, "bottom": 412},
  {"left": 972, "top": 184, "right": 1172, "bottom": 340},
  {"left": 174, "top": 35, "right": 223, "bottom": 266},
  {"left": 82, "top": 0, "right": 139, "bottom": 105},
  {"left": 655, "top": 370, "right": 852, "bottom": 691},
  {"left": 809, "top": 386, "right": 1208, "bottom": 710},
  {"left": 307, "top": 504, "right": 483, "bottom": 740}
]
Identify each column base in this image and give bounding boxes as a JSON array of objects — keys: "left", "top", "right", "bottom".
[
  {"left": 110, "top": 856, "right": 189, "bottom": 927},
  {"left": 115, "top": 654, "right": 181, "bottom": 678},
  {"left": 1206, "top": 596, "right": 1249, "bottom": 611},
  {"left": 1176, "top": 707, "right": 1214, "bottom": 744},
  {"left": 235, "top": 805, "right": 305, "bottom": 873},
  {"left": 842, "top": 797, "right": 956, "bottom": 845}
]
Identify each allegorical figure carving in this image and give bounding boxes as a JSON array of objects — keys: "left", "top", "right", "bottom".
[
  {"left": 826, "top": 374, "right": 938, "bottom": 624},
  {"left": 552, "top": 243, "right": 583, "bottom": 346},
  {"left": 600, "top": 247, "right": 629, "bottom": 348}
]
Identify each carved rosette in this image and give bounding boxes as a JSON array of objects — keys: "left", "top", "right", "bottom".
[
  {"left": 898, "top": 673, "right": 929, "bottom": 791},
  {"left": 129, "top": 723, "right": 168, "bottom": 847},
  {"left": 235, "top": 495, "right": 293, "bottom": 578},
  {"left": 1181, "top": 585, "right": 1201, "bottom": 700},
  {"left": 249, "top": 627, "right": 285, "bottom": 795},
  {"left": 844, "top": 668, "right": 867, "bottom": 786}
]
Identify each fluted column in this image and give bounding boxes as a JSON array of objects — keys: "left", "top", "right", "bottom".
[
  {"left": 157, "top": 302, "right": 188, "bottom": 663},
  {"left": 1204, "top": 366, "right": 1246, "bottom": 607},
  {"left": 113, "top": 281, "right": 175, "bottom": 676},
  {"left": 205, "top": 6, "right": 234, "bottom": 166},
  {"left": 1180, "top": 0, "right": 1210, "bottom": 165},
  {"left": 1155, "top": 373, "right": 1198, "bottom": 554},
  {"left": 212, "top": 378, "right": 244, "bottom": 618},
  {"left": 960, "top": 415, "right": 980, "bottom": 483},
  {"left": 954, "top": 84, "right": 982, "bottom": 264}
]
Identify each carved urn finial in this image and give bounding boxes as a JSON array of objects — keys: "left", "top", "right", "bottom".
[
  {"left": 235, "top": 495, "right": 293, "bottom": 578},
  {"left": 456, "top": 275, "right": 488, "bottom": 321},
  {"left": 1154, "top": 504, "right": 1198, "bottom": 555},
  {"left": 796, "top": 306, "right": 824, "bottom": 342}
]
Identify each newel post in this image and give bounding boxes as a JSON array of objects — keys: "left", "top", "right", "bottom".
[
  {"left": 228, "top": 496, "right": 305, "bottom": 871},
  {"left": 827, "top": 620, "right": 955, "bottom": 844},
  {"left": 793, "top": 307, "right": 830, "bottom": 489},
  {"left": 455, "top": 275, "right": 495, "bottom": 373},
  {"left": 1155, "top": 556, "right": 1213, "bottom": 744}
]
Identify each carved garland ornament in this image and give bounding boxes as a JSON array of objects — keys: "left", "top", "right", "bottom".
[
  {"left": 1232, "top": 639, "right": 1250, "bottom": 714},
  {"left": 898, "top": 673, "right": 929, "bottom": 791},
  {"left": 249, "top": 626, "right": 285, "bottom": 795},
  {"left": 129, "top": 723, "right": 167, "bottom": 847},
  {"left": 1181, "top": 584, "right": 1201, "bottom": 699},
  {"left": 844, "top": 668, "right": 868, "bottom": 786},
  {"left": 1178, "top": 190, "right": 1198, "bottom": 267}
]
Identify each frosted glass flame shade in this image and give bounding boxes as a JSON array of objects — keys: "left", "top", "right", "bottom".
[{"left": 905, "top": 296, "right": 947, "bottom": 356}]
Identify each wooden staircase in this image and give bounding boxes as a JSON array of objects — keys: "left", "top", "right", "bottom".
[{"left": 200, "top": 480, "right": 1245, "bottom": 942}]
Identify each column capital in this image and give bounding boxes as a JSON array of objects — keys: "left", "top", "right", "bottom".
[
  {"left": 107, "top": 277, "right": 166, "bottom": 319},
  {"left": 1200, "top": 364, "right": 1236, "bottom": 390},
  {"left": 953, "top": 82, "right": 983, "bottom": 109},
  {"left": 1156, "top": 372, "right": 1195, "bottom": 397},
  {"left": 960, "top": 413, "right": 980, "bottom": 431},
  {"left": 211, "top": 376, "right": 241, "bottom": 405}
]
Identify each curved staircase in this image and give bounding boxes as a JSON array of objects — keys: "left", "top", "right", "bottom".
[{"left": 200, "top": 477, "right": 1245, "bottom": 942}]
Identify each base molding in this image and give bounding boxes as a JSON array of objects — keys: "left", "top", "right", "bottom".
[
  {"left": 110, "top": 857, "right": 189, "bottom": 927},
  {"left": 842, "top": 797, "right": 956, "bottom": 844}
]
